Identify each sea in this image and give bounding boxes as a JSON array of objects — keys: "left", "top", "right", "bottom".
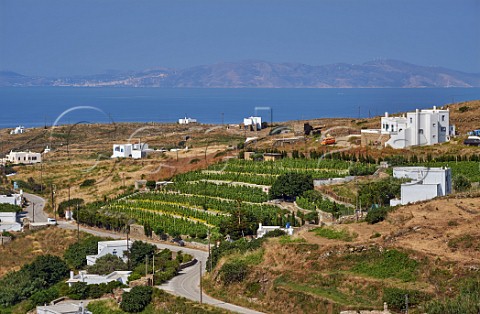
[{"left": 1, "top": 87, "right": 480, "bottom": 128}]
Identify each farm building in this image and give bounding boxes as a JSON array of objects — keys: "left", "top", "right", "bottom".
[
  {"left": 361, "top": 106, "right": 455, "bottom": 149},
  {"left": 390, "top": 166, "right": 452, "bottom": 206},
  {"left": 112, "top": 143, "right": 149, "bottom": 159},
  {"left": 257, "top": 223, "right": 294, "bottom": 238},
  {"left": 0, "top": 192, "right": 22, "bottom": 206},
  {"left": 10, "top": 126, "right": 25, "bottom": 135},
  {"left": 243, "top": 116, "right": 262, "bottom": 131},
  {"left": 178, "top": 116, "right": 197, "bottom": 124},
  {"left": 6, "top": 151, "right": 42, "bottom": 164}
]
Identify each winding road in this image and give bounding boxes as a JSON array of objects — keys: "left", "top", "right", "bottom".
[{"left": 23, "top": 193, "right": 263, "bottom": 314}]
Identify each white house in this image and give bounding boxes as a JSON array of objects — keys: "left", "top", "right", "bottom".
[
  {"left": 86, "top": 240, "right": 132, "bottom": 266},
  {"left": 178, "top": 117, "right": 197, "bottom": 124},
  {"left": 243, "top": 116, "right": 262, "bottom": 130},
  {"left": 390, "top": 166, "right": 452, "bottom": 206},
  {"left": 362, "top": 106, "right": 455, "bottom": 149},
  {"left": 10, "top": 126, "right": 25, "bottom": 135},
  {"left": 0, "top": 210, "right": 22, "bottom": 232},
  {"left": 257, "top": 223, "right": 294, "bottom": 238},
  {"left": 0, "top": 192, "right": 23, "bottom": 206},
  {"left": 111, "top": 143, "right": 149, "bottom": 159},
  {"left": 66, "top": 270, "right": 131, "bottom": 287},
  {"left": 6, "top": 151, "right": 42, "bottom": 164}
]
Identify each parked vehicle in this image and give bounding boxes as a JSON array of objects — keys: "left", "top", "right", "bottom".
[
  {"left": 47, "top": 218, "right": 57, "bottom": 225},
  {"left": 321, "top": 137, "right": 336, "bottom": 145},
  {"left": 464, "top": 136, "right": 480, "bottom": 146}
]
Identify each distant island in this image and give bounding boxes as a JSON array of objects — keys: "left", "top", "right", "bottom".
[{"left": 2, "top": 59, "right": 480, "bottom": 88}]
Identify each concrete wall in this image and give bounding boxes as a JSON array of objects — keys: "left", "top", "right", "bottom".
[{"left": 401, "top": 184, "right": 440, "bottom": 205}]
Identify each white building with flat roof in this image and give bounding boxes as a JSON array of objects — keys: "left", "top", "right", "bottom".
[
  {"left": 362, "top": 106, "right": 455, "bottom": 149},
  {"left": 257, "top": 223, "right": 293, "bottom": 238},
  {"left": 178, "top": 117, "right": 197, "bottom": 124},
  {"left": 244, "top": 116, "right": 262, "bottom": 130},
  {"left": 0, "top": 192, "right": 22, "bottom": 206},
  {"left": 66, "top": 270, "right": 131, "bottom": 287},
  {"left": 37, "top": 302, "right": 92, "bottom": 314},
  {"left": 6, "top": 151, "right": 42, "bottom": 164},
  {"left": 10, "top": 126, "right": 25, "bottom": 135},
  {"left": 390, "top": 166, "right": 452, "bottom": 206},
  {"left": 112, "top": 143, "right": 149, "bottom": 159},
  {"left": 86, "top": 240, "right": 133, "bottom": 265}
]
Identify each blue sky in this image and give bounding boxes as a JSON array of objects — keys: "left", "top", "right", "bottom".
[{"left": 1, "top": 0, "right": 479, "bottom": 76}]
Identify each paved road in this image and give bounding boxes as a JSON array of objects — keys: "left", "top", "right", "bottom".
[
  {"left": 22, "top": 193, "right": 48, "bottom": 223},
  {"left": 58, "top": 222, "right": 264, "bottom": 314}
]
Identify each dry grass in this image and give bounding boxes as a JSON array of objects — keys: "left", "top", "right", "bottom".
[{"left": 0, "top": 227, "right": 79, "bottom": 278}]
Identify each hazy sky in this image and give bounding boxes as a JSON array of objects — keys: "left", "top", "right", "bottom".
[{"left": 1, "top": 0, "right": 479, "bottom": 76}]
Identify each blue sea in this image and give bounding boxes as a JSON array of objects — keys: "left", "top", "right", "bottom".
[{"left": 1, "top": 87, "right": 479, "bottom": 128}]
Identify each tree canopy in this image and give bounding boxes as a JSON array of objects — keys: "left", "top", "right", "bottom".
[
  {"left": 269, "top": 173, "right": 313, "bottom": 201},
  {"left": 87, "top": 254, "right": 128, "bottom": 275}
]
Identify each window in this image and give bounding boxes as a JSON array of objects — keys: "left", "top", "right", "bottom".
[
  {"left": 433, "top": 123, "right": 436, "bottom": 127},
  {"left": 442, "top": 115, "right": 445, "bottom": 121},
  {"left": 441, "top": 127, "right": 446, "bottom": 132},
  {"left": 410, "top": 118, "right": 413, "bottom": 123},
  {"left": 433, "top": 135, "right": 436, "bottom": 138},
  {"left": 419, "top": 129, "right": 424, "bottom": 134}
]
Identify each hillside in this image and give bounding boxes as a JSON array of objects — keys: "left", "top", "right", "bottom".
[
  {"left": 203, "top": 195, "right": 480, "bottom": 313},
  {"left": 2, "top": 60, "right": 480, "bottom": 88}
]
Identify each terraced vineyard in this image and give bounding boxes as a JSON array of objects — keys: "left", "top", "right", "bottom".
[{"left": 102, "top": 157, "right": 376, "bottom": 239}]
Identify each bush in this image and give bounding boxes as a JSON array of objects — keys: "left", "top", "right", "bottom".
[
  {"left": 120, "top": 286, "right": 153, "bottom": 312},
  {"left": 365, "top": 207, "right": 390, "bottom": 224},
  {"left": 87, "top": 254, "right": 127, "bottom": 275},
  {"left": 459, "top": 106, "right": 470, "bottom": 113},
  {"left": 80, "top": 179, "right": 96, "bottom": 188},
  {"left": 383, "top": 287, "right": 430, "bottom": 311},
  {"left": 219, "top": 260, "right": 248, "bottom": 284},
  {"left": 454, "top": 174, "right": 471, "bottom": 192},
  {"left": 64, "top": 236, "right": 102, "bottom": 269},
  {"left": 263, "top": 229, "right": 286, "bottom": 238}
]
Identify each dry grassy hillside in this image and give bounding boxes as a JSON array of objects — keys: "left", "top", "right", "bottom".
[
  {"left": 0, "top": 227, "right": 79, "bottom": 277},
  {"left": 204, "top": 194, "right": 480, "bottom": 313}
]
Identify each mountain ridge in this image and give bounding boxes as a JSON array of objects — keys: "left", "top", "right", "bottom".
[{"left": 2, "top": 59, "right": 480, "bottom": 88}]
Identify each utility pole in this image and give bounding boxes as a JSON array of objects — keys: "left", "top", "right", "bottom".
[
  {"left": 199, "top": 261, "right": 203, "bottom": 304},
  {"left": 208, "top": 228, "right": 212, "bottom": 272},
  {"left": 126, "top": 224, "right": 131, "bottom": 271},
  {"left": 405, "top": 294, "right": 409, "bottom": 314},
  {"left": 76, "top": 204, "right": 80, "bottom": 243},
  {"left": 51, "top": 184, "right": 56, "bottom": 222},
  {"left": 145, "top": 255, "right": 148, "bottom": 277}
]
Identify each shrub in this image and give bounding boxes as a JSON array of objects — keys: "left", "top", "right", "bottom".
[
  {"left": 454, "top": 174, "right": 471, "bottom": 192},
  {"left": 459, "top": 106, "right": 470, "bottom": 113},
  {"left": 263, "top": 229, "right": 286, "bottom": 238},
  {"left": 120, "top": 286, "right": 153, "bottom": 312},
  {"left": 87, "top": 254, "right": 127, "bottom": 275},
  {"left": 219, "top": 260, "right": 248, "bottom": 284},
  {"left": 80, "top": 179, "right": 96, "bottom": 187},
  {"left": 310, "top": 227, "right": 357, "bottom": 241},
  {"left": 365, "top": 207, "right": 390, "bottom": 224},
  {"left": 383, "top": 287, "right": 430, "bottom": 311}
]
